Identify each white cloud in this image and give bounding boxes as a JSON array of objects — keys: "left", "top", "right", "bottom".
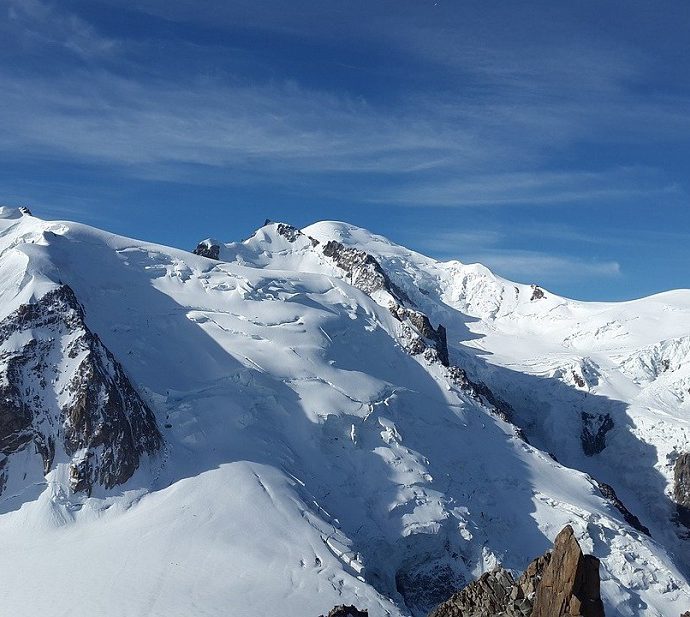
[
  {"left": 5, "top": 0, "right": 115, "bottom": 58},
  {"left": 463, "top": 250, "right": 621, "bottom": 283},
  {"left": 0, "top": 72, "right": 502, "bottom": 177},
  {"left": 0, "top": 0, "right": 688, "bottom": 209},
  {"left": 408, "top": 220, "right": 690, "bottom": 257},
  {"left": 404, "top": 224, "right": 624, "bottom": 284},
  {"left": 374, "top": 169, "right": 682, "bottom": 207}
]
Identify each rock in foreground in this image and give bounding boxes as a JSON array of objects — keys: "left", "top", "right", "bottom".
[
  {"left": 429, "top": 525, "right": 604, "bottom": 617},
  {"left": 319, "top": 606, "right": 368, "bottom": 617}
]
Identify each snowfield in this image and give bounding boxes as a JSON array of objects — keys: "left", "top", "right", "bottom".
[{"left": 0, "top": 207, "right": 687, "bottom": 616}]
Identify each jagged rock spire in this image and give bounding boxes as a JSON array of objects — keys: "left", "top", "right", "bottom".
[
  {"left": 428, "top": 525, "right": 604, "bottom": 617},
  {"left": 319, "top": 606, "right": 368, "bottom": 617},
  {"left": 675, "top": 453, "right": 690, "bottom": 528}
]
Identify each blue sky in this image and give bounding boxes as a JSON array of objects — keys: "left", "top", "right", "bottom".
[{"left": 2, "top": 0, "right": 689, "bottom": 300}]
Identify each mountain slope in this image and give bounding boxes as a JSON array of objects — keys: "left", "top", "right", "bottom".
[
  {"left": 0, "top": 209, "right": 687, "bottom": 616},
  {"left": 306, "top": 220, "right": 690, "bottom": 583}
]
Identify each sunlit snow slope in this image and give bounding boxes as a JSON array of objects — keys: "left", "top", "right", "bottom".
[{"left": 0, "top": 208, "right": 687, "bottom": 617}]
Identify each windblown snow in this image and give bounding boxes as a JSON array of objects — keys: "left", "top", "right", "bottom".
[{"left": 0, "top": 208, "right": 687, "bottom": 617}]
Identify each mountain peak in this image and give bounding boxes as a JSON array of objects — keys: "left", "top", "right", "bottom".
[{"left": 0, "top": 206, "right": 31, "bottom": 220}]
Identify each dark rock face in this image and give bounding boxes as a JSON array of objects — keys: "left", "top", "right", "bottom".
[
  {"left": 390, "top": 305, "right": 449, "bottom": 367},
  {"left": 580, "top": 412, "right": 614, "bottom": 456},
  {"left": 319, "top": 606, "right": 368, "bottom": 617},
  {"left": 530, "top": 285, "right": 545, "bottom": 301},
  {"left": 429, "top": 525, "right": 604, "bottom": 617},
  {"left": 322, "top": 240, "right": 410, "bottom": 304},
  {"left": 193, "top": 240, "right": 221, "bottom": 260},
  {"left": 319, "top": 235, "right": 519, "bottom": 437},
  {"left": 428, "top": 550, "right": 552, "bottom": 617},
  {"left": 18, "top": 206, "right": 32, "bottom": 216},
  {"left": 428, "top": 564, "right": 538, "bottom": 617},
  {"left": 275, "top": 222, "right": 302, "bottom": 242},
  {"left": 674, "top": 453, "right": 690, "bottom": 527},
  {"left": 532, "top": 526, "right": 604, "bottom": 617},
  {"left": 274, "top": 222, "right": 320, "bottom": 247},
  {"left": 0, "top": 286, "right": 162, "bottom": 495},
  {"left": 448, "top": 366, "right": 515, "bottom": 426},
  {"left": 596, "top": 481, "right": 650, "bottom": 536}
]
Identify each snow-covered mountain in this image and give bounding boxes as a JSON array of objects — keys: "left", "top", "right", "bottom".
[{"left": 0, "top": 207, "right": 688, "bottom": 616}]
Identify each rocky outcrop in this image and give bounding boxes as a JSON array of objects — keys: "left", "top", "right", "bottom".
[
  {"left": 0, "top": 286, "right": 162, "bottom": 495},
  {"left": 193, "top": 239, "right": 221, "bottom": 260},
  {"left": 532, "top": 526, "right": 604, "bottom": 617},
  {"left": 448, "top": 366, "right": 516, "bottom": 426},
  {"left": 674, "top": 452, "right": 690, "bottom": 527},
  {"left": 580, "top": 412, "right": 614, "bottom": 456},
  {"left": 273, "top": 222, "right": 320, "bottom": 247},
  {"left": 319, "top": 606, "right": 368, "bottom": 617},
  {"left": 530, "top": 285, "right": 545, "bottom": 301},
  {"left": 315, "top": 231, "right": 527, "bottom": 446},
  {"left": 390, "top": 305, "right": 449, "bottom": 367},
  {"left": 427, "top": 549, "right": 551, "bottom": 617},
  {"left": 321, "top": 240, "right": 410, "bottom": 304},
  {"left": 428, "top": 565, "right": 537, "bottom": 617},
  {"left": 596, "top": 481, "right": 650, "bottom": 536},
  {"left": 429, "top": 525, "right": 604, "bottom": 617}
]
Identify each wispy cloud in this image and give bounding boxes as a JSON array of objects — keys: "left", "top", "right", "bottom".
[
  {"left": 0, "top": 65, "right": 685, "bottom": 215},
  {"left": 466, "top": 250, "right": 621, "bottom": 283},
  {"left": 410, "top": 231, "right": 622, "bottom": 282},
  {"left": 409, "top": 220, "right": 690, "bottom": 257},
  {"left": 0, "top": 71, "right": 504, "bottom": 177},
  {"left": 404, "top": 221, "right": 625, "bottom": 284},
  {"left": 5, "top": 0, "right": 115, "bottom": 58},
  {"left": 374, "top": 169, "right": 683, "bottom": 207},
  {"left": 1, "top": 0, "right": 688, "bottom": 209}
]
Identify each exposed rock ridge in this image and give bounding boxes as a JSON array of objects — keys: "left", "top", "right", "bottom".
[
  {"left": 310, "top": 228, "right": 518, "bottom": 433},
  {"left": 271, "top": 222, "right": 315, "bottom": 245},
  {"left": 193, "top": 239, "right": 221, "bottom": 260},
  {"left": 304, "top": 229, "right": 520, "bottom": 430},
  {"left": 321, "top": 239, "right": 411, "bottom": 305},
  {"left": 595, "top": 481, "right": 650, "bottom": 536},
  {"left": 674, "top": 452, "right": 690, "bottom": 528},
  {"left": 429, "top": 525, "right": 604, "bottom": 617},
  {"left": 0, "top": 285, "right": 162, "bottom": 495},
  {"left": 529, "top": 285, "right": 545, "bottom": 301},
  {"left": 319, "top": 606, "right": 368, "bottom": 617},
  {"left": 447, "top": 366, "right": 517, "bottom": 427},
  {"left": 389, "top": 305, "right": 450, "bottom": 367}
]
